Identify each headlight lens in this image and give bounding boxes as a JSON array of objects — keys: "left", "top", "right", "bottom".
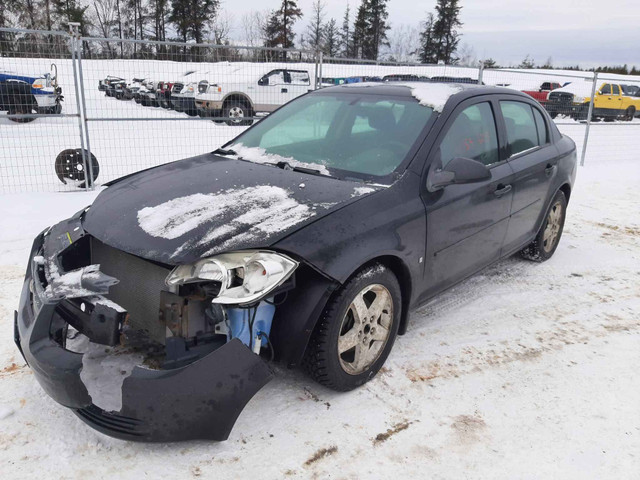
[
  {"left": 573, "top": 95, "right": 586, "bottom": 104},
  {"left": 166, "top": 250, "right": 298, "bottom": 305}
]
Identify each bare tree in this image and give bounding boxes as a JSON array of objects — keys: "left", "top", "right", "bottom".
[
  {"left": 210, "top": 9, "right": 233, "bottom": 44},
  {"left": 240, "top": 10, "right": 266, "bottom": 47},
  {"left": 457, "top": 42, "right": 476, "bottom": 66},
  {"left": 93, "top": 0, "right": 117, "bottom": 57},
  {"left": 381, "top": 23, "right": 419, "bottom": 62}
]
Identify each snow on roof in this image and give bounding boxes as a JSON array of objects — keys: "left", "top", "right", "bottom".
[{"left": 399, "top": 82, "right": 463, "bottom": 112}]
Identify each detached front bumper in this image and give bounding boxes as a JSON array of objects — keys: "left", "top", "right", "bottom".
[{"left": 14, "top": 224, "right": 273, "bottom": 442}]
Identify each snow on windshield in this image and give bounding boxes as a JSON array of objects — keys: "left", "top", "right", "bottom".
[
  {"left": 137, "top": 185, "right": 334, "bottom": 255},
  {"left": 225, "top": 143, "right": 331, "bottom": 176}
]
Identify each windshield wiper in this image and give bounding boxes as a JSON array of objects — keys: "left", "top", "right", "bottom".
[
  {"left": 213, "top": 148, "right": 238, "bottom": 157},
  {"left": 275, "top": 161, "right": 325, "bottom": 177}
]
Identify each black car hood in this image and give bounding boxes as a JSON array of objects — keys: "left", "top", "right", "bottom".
[{"left": 83, "top": 154, "right": 377, "bottom": 265}]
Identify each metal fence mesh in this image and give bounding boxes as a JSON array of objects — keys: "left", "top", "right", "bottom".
[{"left": 2, "top": 27, "right": 640, "bottom": 193}]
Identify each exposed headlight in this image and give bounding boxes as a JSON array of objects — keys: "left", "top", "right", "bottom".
[
  {"left": 573, "top": 95, "right": 586, "bottom": 104},
  {"left": 32, "top": 78, "right": 45, "bottom": 89},
  {"left": 166, "top": 250, "right": 298, "bottom": 305}
]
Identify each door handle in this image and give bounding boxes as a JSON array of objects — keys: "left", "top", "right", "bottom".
[
  {"left": 494, "top": 184, "right": 512, "bottom": 197},
  {"left": 545, "top": 163, "right": 556, "bottom": 177},
  {"left": 281, "top": 88, "right": 288, "bottom": 93}
]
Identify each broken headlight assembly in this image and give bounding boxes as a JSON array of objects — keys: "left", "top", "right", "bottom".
[{"left": 166, "top": 250, "right": 298, "bottom": 305}]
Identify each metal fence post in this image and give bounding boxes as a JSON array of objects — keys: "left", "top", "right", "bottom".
[
  {"left": 75, "top": 34, "right": 95, "bottom": 190},
  {"left": 580, "top": 72, "right": 598, "bottom": 166},
  {"left": 477, "top": 61, "right": 484, "bottom": 85},
  {"left": 318, "top": 51, "right": 323, "bottom": 90},
  {"left": 314, "top": 50, "right": 319, "bottom": 90},
  {"left": 69, "top": 22, "right": 91, "bottom": 190}
]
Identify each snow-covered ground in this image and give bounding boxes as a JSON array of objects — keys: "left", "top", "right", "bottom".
[
  {"left": 0, "top": 153, "right": 638, "bottom": 478},
  {"left": 2, "top": 56, "right": 640, "bottom": 192}
]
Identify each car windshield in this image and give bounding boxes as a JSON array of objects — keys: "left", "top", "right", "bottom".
[{"left": 225, "top": 92, "right": 434, "bottom": 179}]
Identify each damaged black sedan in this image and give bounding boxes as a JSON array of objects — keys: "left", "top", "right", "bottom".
[{"left": 15, "top": 83, "right": 577, "bottom": 442}]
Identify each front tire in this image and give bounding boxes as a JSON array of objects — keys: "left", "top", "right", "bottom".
[
  {"left": 521, "top": 190, "right": 567, "bottom": 262},
  {"left": 625, "top": 106, "right": 636, "bottom": 121},
  {"left": 303, "top": 264, "right": 401, "bottom": 391}
]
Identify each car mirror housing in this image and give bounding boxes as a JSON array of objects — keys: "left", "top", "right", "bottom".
[
  {"left": 427, "top": 157, "right": 492, "bottom": 192},
  {"left": 258, "top": 76, "right": 268, "bottom": 86}
]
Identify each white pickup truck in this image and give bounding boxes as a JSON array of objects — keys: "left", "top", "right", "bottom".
[{"left": 195, "top": 65, "right": 313, "bottom": 125}]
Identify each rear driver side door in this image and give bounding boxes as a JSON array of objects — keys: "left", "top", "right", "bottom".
[{"left": 421, "top": 98, "right": 514, "bottom": 299}]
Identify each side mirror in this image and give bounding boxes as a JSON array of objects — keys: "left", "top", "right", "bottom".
[
  {"left": 258, "top": 76, "right": 268, "bottom": 86},
  {"left": 427, "top": 157, "right": 492, "bottom": 192}
]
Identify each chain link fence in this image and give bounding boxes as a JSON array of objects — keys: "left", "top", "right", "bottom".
[{"left": 2, "top": 26, "right": 640, "bottom": 193}]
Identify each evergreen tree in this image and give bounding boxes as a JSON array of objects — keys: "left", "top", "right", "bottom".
[
  {"left": 417, "top": 12, "right": 436, "bottom": 63},
  {"left": 482, "top": 58, "right": 498, "bottom": 68},
  {"left": 351, "top": 1, "right": 367, "bottom": 58},
  {"left": 323, "top": 18, "right": 340, "bottom": 57},
  {"left": 305, "top": 0, "right": 325, "bottom": 52},
  {"left": 362, "top": 0, "right": 389, "bottom": 60},
  {"left": 419, "top": 0, "right": 462, "bottom": 64},
  {"left": 519, "top": 54, "right": 535, "bottom": 69},
  {"left": 263, "top": 0, "right": 302, "bottom": 56},
  {"left": 340, "top": 3, "right": 351, "bottom": 57},
  {"left": 170, "top": 0, "right": 190, "bottom": 43}
]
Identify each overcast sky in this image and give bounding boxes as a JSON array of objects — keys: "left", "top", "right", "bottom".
[{"left": 221, "top": 0, "right": 640, "bottom": 67}]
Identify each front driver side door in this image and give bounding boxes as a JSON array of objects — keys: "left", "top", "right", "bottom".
[{"left": 421, "top": 99, "right": 514, "bottom": 299}]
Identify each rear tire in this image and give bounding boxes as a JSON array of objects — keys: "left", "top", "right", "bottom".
[
  {"left": 223, "top": 100, "right": 253, "bottom": 126},
  {"left": 625, "top": 106, "right": 636, "bottom": 121},
  {"left": 303, "top": 263, "right": 401, "bottom": 391},
  {"left": 8, "top": 104, "right": 36, "bottom": 123},
  {"left": 521, "top": 190, "right": 567, "bottom": 262}
]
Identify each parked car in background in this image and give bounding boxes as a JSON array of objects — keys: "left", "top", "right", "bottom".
[
  {"left": 623, "top": 84, "right": 640, "bottom": 98},
  {"left": 15, "top": 83, "right": 576, "bottom": 442},
  {"left": 122, "top": 78, "right": 146, "bottom": 100},
  {"left": 546, "top": 82, "right": 640, "bottom": 120},
  {"left": 195, "top": 67, "right": 313, "bottom": 125},
  {"left": 171, "top": 71, "right": 203, "bottom": 116},
  {"left": 383, "top": 74, "right": 429, "bottom": 82},
  {"left": 157, "top": 82, "right": 174, "bottom": 108},
  {"left": 99, "top": 76, "right": 125, "bottom": 92},
  {"left": 1, "top": 67, "right": 63, "bottom": 122},
  {"left": 521, "top": 82, "right": 563, "bottom": 105},
  {"left": 431, "top": 76, "right": 482, "bottom": 85}
]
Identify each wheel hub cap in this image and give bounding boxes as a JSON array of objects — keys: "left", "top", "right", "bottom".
[
  {"left": 542, "top": 201, "right": 563, "bottom": 252},
  {"left": 338, "top": 284, "right": 393, "bottom": 375}
]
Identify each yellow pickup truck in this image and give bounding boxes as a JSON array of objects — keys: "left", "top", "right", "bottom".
[{"left": 546, "top": 82, "right": 640, "bottom": 121}]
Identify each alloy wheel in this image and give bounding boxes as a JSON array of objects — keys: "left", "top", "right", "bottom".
[
  {"left": 338, "top": 284, "right": 393, "bottom": 375},
  {"left": 542, "top": 201, "right": 563, "bottom": 253}
]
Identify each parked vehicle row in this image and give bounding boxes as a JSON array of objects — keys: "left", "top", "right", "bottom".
[
  {"left": 545, "top": 82, "right": 640, "bottom": 121},
  {"left": 1, "top": 66, "right": 63, "bottom": 123},
  {"left": 98, "top": 69, "right": 487, "bottom": 126}
]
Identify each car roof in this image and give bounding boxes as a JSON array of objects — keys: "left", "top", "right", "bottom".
[{"left": 314, "top": 82, "right": 533, "bottom": 105}]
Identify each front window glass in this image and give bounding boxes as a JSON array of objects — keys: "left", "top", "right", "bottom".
[
  {"left": 439, "top": 102, "right": 499, "bottom": 167},
  {"left": 500, "top": 101, "right": 540, "bottom": 156},
  {"left": 600, "top": 84, "right": 611, "bottom": 95},
  {"left": 612, "top": 84, "right": 620, "bottom": 95},
  {"left": 227, "top": 93, "right": 433, "bottom": 178}
]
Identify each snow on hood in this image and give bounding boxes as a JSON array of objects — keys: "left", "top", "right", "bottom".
[
  {"left": 399, "top": 82, "right": 463, "bottom": 112},
  {"left": 226, "top": 143, "right": 331, "bottom": 176},
  {"left": 137, "top": 185, "right": 333, "bottom": 258},
  {"left": 552, "top": 81, "right": 597, "bottom": 98}
]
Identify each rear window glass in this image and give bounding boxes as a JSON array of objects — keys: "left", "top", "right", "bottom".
[{"left": 500, "top": 101, "right": 540, "bottom": 156}]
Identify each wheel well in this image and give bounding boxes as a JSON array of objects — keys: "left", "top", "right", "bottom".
[
  {"left": 222, "top": 94, "right": 253, "bottom": 111},
  {"left": 559, "top": 183, "right": 571, "bottom": 204},
  {"left": 358, "top": 255, "right": 413, "bottom": 336}
]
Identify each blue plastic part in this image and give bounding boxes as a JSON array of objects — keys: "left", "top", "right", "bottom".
[{"left": 226, "top": 300, "right": 275, "bottom": 349}]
